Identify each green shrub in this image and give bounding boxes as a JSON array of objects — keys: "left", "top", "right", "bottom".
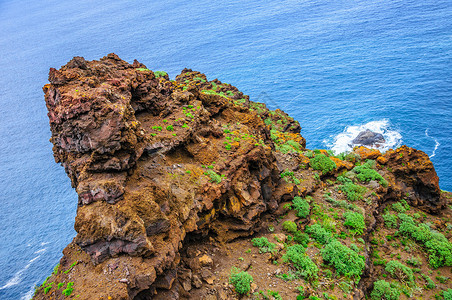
[
  {"left": 337, "top": 179, "right": 366, "bottom": 202},
  {"left": 280, "top": 170, "right": 301, "bottom": 184},
  {"left": 283, "top": 245, "right": 318, "bottom": 280},
  {"left": 283, "top": 221, "right": 297, "bottom": 234},
  {"left": 353, "top": 160, "right": 388, "bottom": 187},
  {"left": 320, "top": 240, "right": 365, "bottom": 279},
  {"left": 154, "top": 71, "right": 167, "bottom": 78},
  {"left": 398, "top": 213, "right": 452, "bottom": 268},
  {"left": 385, "top": 261, "right": 415, "bottom": 285},
  {"left": 251, "top": 237, "right": 276, "bottom": 253},
  {"left": 421, "top": 274, "right": 435, "bottom": 289},
  {"left": 62, "top": 282, "right": 74, "bottom": 296},
  {"left": 370, "top": 280, "right": 401, "bottom": 300},
  {"left": 229, "top": 267, "right": 253, "bottom": 295},
  {"left": 406, "top": 256, "right": 422, "bottom": 267},
  {"left": 343, "top": 211, "right": 365, "bottom": 235},
  {"left": 309, "top": 154, "right": 336, "bottom": 174},
  {"left": 443, "top": 289, "right": 452, "bottom": 300},
  {"left": 305, "top": 224, "right": 333, "bottom": 245},
  {"left": 392, "top": 202, "right": 407, "bottom": 213},
  {"left": 383, "top": 213, "right": 398, "bottom": 229},
  {"left": 292, "top": 196, "right": 310, "bottom": 218},
  {"left": 293, "top": 231, "right": 310, "bottom": 247},
  {"left": 204, "top": 170, "right": 223, "bottom": 183}
]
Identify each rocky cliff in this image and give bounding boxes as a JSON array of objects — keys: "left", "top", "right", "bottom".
[{"left": 34, "top": 54, "right": 452, "bottom": 300}]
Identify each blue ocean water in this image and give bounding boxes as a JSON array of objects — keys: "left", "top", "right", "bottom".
[{"left": 0, "top": 0, "right": 451, "bottom": 298}]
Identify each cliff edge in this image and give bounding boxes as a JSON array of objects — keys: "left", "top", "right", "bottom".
[{"left": 34, "top": 54, "right": 451, "bottom": 300}]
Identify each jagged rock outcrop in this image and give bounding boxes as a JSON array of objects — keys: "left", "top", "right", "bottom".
[
  {"left": 352, "top": 129, "right": 385, "bottom": 147},
  {"left": 34, "top": 54, "right": 446, "bottom": 300}
]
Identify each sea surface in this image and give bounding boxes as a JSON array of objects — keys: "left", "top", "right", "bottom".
[{"left": 0, "top": 0, "right": 451, "bottom": 298}]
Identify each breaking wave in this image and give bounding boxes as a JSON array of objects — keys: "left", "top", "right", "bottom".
[{"left": 327, "top": 120, "right": 402, "bottom": 154}]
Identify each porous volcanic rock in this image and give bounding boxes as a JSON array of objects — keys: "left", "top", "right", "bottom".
[{"left": 33, "top": 54, "right": 446, "bottom": 300}]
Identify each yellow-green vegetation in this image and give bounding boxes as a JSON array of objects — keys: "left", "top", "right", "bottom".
[
  {"left": 309, "top": 154, "right": 336, "bottom": 174},
  {"left": 229, "top": 267, "right": 253, "bottom": 295},
  {"left": 353, "top": 160, "right": 388, "bottom": 187},
  {"left": 343, "top": 211, "right": 365, "bottom": 235},
  {"left": 280, "top": 170, "right": 301, "bottom": 185},
  {"left": 370, "top": 280, "right": 401, "bottom": 300},
  {"left": 292, "top": 196, "right": 310, "bottom": 218},
  {"left": 337, "top": 176, "right": 366, "bottom": 202},
  {"left": 252, "top": 237, "right": 277, "bottom": 254},
  {"left": 154, "top": 71, "right": 167, "bottom": 78},
  {"left": 320, "top": 240, "right": 365, "bottom": 281},
  {"left": 204, "top": 170, "right": 224, "bottom": 183},
  {"left": 283, "top": 244, "right": 319, "bottom": 280}
]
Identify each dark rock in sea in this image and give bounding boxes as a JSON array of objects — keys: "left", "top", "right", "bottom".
[{"left": 352, "top": 129, "right": 385, "bottom": 146}]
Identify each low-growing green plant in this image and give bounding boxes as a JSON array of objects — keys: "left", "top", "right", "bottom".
[
  {"left": 337, "top": 176, "right": 366, "bottom": 202},
  {"left": 436, "top": 275, "right": 449, "bottom": 284},
  {"left": 154, "top": 71, "right": 167, "bottom": 78},
  {"left": 204, "top": 170, "right": 223, "bottom": 183},
  {"left": 62, "top": 282, "right": 74, "bottom": 296},
  {"left": 343, "top": 211, "right": 366, "bottom": 235},
  {"left": 280, "top": 170, "right": 301, "bottom": 184},
  {"left": 293, "top": 231, "right": 310, "bottom": 247},
  {"left": 320, "top": 240, "right": 365, "bottom": 280},
  {"left": 282, "top": 220, "right": 297, "bottom": 234},
  {"left": 392, "top": 202, "right": 407, "bottom": 213},
  {"left": 305, "top": 224, "right": 333, "bottom": 245},
  {"left": 398, "top": 213, "right": 452, "bottom": 268},
  {"left": 443, "top": 288, "right": 452, "bottom": 300},
  {"left": 283, "top": 245, "right": 318, "bottom": 280},
  {"left": 252, "top": 237, "right": 276, "bottom": 253},
  {"left": 370, "top": 280, "right": 401, "bottom": 300},
  {"left": 421, "top": 273, "right": 436, "bottom": 289},
  {"left": 229, "top": 267, "right": 253, "bottom": 295},
  {"left": 292, "top": 196, "right": 310, "bottom": 218},
  {"left": 406, "top": 256, "right": 422, "bottom": 267},
  {"left": 383, "top": 213, "right": 398, "bottom": 229},
  {"left": 385, "top": 260, "right": 415, "bottom": 285},
  {"left": 309, "top": 154, "right": 336, "bottom": 174},
  {"left": 352, "top": 160, "right": 388, "bottom": 186}
]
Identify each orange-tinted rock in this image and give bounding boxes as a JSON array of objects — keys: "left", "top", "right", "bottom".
[
  {"left": 330, "top": 157, "right": 354, "bottom": 171},
  {"left": 354, "top": 146, "right": 382, "bottom": 160},
  {"left": 384, "top": 145, "right": 443, "bottom": 213}
]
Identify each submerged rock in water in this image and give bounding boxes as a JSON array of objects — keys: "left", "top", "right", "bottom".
[{"left": 352, "top": 129, "right": 385, "bottom": 146}]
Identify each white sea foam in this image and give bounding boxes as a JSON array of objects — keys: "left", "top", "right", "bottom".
[
  {"left": 0, "top": 255, "right": 41, "bottom": 290},
  {"left": 34, "top": 248, "right": 47, "bottom": 254},
  {"left": 21, "top": 286, "right": 35, "bottom": 300},
  {"left": 425, "top": 129, "right": 440, "bottom": 158},
  {"left": 327, "top": 120, "right": 402, "bottom": 154}
]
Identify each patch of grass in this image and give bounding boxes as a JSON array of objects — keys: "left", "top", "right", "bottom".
[
  {"left": 309, "top": 154, "right": 336, "bottom": 174},
  {"left": 406, "top": 256, "right": 422, "bottom": 267},
  {"left": 229, "top": 267, "right": 253, "bottom": 295}
]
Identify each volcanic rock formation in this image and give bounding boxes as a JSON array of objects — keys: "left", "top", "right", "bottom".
[{"left": 33, "top": 54, "right": 450, "bottom": 300}]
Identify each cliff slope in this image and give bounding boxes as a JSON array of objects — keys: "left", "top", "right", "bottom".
[{"left": 34, "top": 54, "right": 451, "bottom": 300}]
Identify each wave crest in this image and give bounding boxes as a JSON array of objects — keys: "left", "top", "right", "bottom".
[{"left": 327, "top": 120, "right": 402, "bottom": 154}]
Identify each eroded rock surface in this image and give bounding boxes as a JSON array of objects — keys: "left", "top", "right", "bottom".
[{"left": 33, "top": 54, "right": 447, "bottom": 300}]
